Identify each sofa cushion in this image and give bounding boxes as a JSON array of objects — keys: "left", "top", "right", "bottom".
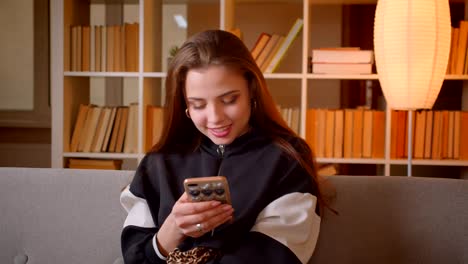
[
  {"left": 0, "top": 167, "right": 133, "bottom": 264},
  {"left": 309, "top": 176, "right": 468, "bottom": 264}
]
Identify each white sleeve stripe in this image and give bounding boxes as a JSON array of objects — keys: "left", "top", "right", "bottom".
[
  {"left": 251, "top": 192, "right": 321, "bottom": 264},
  {"left": 153, "top": 234, "right": 168, "bottom": 260},
  {"left": 120, "top": 186, "right": 156, "bottom": 228}
]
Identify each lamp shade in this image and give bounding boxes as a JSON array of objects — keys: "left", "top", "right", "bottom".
[{"left": 374, "top": 0, "right": 451, "bottom": 110}]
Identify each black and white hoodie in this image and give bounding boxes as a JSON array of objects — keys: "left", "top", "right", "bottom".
[{"left": 121, "top": 129, "right": 320, "bottom": 264}]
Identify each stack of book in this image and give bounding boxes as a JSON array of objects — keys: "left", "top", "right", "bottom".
[
  {"left": 70, "top": 103, "right": 139, "bottom": 154},
  {"left": 249, "top": 18, "right": 303, "bottom": 73},
  {"left": 276, "top": 105, "right": 300, "bottom": 135},
  {"left": 68, "top": 158, "right": 122, "bottom": 170},
  {"left": 390, "top": 110, "right": 468, "bottom": 160},
  {"left": 311, "top": 48, "right": 374, "bottom": 74},
  {"left": 306, "top": 108, "right": 385, "bottom": 159},
  {"left": 447, "top": 20, "right": 468, "bottom": 75},
  {"left": 69, "top": 23, "right": 139, "bottom": 72}
]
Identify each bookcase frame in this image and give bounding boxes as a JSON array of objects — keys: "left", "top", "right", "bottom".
[{"left": 51, "top": 0, "right": 468, "bottom": 177}]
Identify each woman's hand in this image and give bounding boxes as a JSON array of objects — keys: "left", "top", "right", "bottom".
[
  {"left": 156, "top": 192, "right": 234, "bottom": 256},
  {"left": 171, "top": 192, "right": 234, "bottom": 238}
]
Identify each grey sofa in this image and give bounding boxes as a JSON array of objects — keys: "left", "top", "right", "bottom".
[{"left": 0, "top": 167, "right": 467, "bottom": 264}]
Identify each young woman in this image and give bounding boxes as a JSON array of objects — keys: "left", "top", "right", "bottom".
[{"left": 120, "top": 29, "right": 324, "bottom": 264}]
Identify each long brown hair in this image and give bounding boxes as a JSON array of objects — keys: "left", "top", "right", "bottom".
[{"left": 151, "top": 30, "right": 327, "bottom": 212}]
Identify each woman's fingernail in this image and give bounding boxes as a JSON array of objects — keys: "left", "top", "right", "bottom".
[{"left": 211, "top": 201, "right": 221, "bottom": 206}]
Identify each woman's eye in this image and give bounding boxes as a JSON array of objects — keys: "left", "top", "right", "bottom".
[
  {"left": 222, "top": 96, "right": 238, "bottom": 105},
  {"left": 192, "top": 104, "right": 205, "bottom": 110}
]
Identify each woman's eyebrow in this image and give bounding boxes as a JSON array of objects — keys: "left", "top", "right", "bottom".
[{"left": 187, "top": 90, "right": 240, "bottom": 101}]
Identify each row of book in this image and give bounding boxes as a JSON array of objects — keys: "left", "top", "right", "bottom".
[
  {"left": 145, "top": 106, "right": 165, "bottom": 151},
  {"left": 69, "top": 23, "right": 139, "bottom": 72},
  {"left": 447, "top": 21, "right": 468, "bottom": 75},
  {"left": 278, "top": 106, "right": 300, "bottom": 135},
  {"left": 70, "top": 104, "right": 139, "bottom": 154},
  {"left": 69, "top": 105, "right": 468, "bottom": 162},
  {"left": 391, "top": 110, "right": 468, "bottom": 160},
  {"left": 249, "top": 18, "right": 303, "bottom": 73},
  {"left": 310, "top": 48, "right": 374, "bottom": 74},
  {"left": 68, "top": 158, "right": 122, "bottom": 170},
  {"left": 306, "top": 108, "right": 385, "bottom": 159}
]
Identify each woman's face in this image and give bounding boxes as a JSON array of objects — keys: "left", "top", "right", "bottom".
[{"left": 185, "top": 65, "right": 251, "bottom": 145}]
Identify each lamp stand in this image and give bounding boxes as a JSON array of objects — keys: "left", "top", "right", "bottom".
[{"left": 407, "top": 110, "right": 413, "bottom": 177}]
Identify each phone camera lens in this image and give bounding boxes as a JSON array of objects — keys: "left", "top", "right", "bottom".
[
  {"left": 189, "top": 189, "right": 200, "bottom": 197},
  {"left": 201, "top": 189, "right": 213, "bottom": 196},
  {"left": 214, "top": 188, "right": 225, "bottom": 195}
]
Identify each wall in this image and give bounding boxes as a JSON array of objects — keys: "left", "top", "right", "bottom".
[
  {"left": 0, "top": 0, "right": 34, "bottom": 110},
  {"left": 0, "top": 0, "right": 51, "bottom": 168}
]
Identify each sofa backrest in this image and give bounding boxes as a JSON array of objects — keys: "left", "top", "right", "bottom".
[
  {"left": 309, "top": 175, "right": 468, "bottom": 264},
  {"left": 0, "top": 167, "right": 133, "bottom": 264},
  {"left": 1, "top": 168, "right": 467, "bottom": 264}
]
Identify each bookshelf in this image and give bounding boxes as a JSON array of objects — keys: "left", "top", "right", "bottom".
[{"left": 51, "top": 0, "right": 468, "bottom": 177}]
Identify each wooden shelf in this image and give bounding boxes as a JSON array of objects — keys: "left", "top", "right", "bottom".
[
  {"left": 316, "top": 158, "right": 386, "bottom": 164},
  {"left": 307, "top": 73, "right": 378, "bottom": 80},
  {"left": 390, "top": 159, "right": 468, "bottom": 167},
  {"left": 263, "top": 73, "right": 303, "bottom": 79},
  {"left": 50, "top": 0, "right": 468, "bottom": 178},
  {"left": 64, "top": 72, "right": 139, "bottom": 77},
  {"left": 63, "top": 152, "right": 141, "bottom": 159}
]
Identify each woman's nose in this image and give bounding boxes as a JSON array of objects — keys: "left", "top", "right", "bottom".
[{"left": 207, "top": 104, "right": 224, "bottom": 124}]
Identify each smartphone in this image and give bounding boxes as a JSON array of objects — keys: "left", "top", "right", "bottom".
[{"left": 184, "top": 176, "right": 231, "bottom": 204}]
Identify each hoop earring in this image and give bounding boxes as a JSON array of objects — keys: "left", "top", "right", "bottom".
[
  {"left": 252, "top": 100, "right": 257, "bottom": 110},
  {"left": 185, "top": 108, "right": 191, "bottom": 118}
]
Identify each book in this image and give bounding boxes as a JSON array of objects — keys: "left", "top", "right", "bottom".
[
  {"left": 343, "top": 109, "right": 354, "bottom": 158},
  {"left": 449, "top": 28, "right": 459, "bottom": 74},
  {"left": 227, "top": 28, "right": 242, "bottom": 39},
  {"left": 77, "top": 105, "right": 96, "bottom": 152},
  {"left": 312, "top": 63, "right": 372, "bottom": 74},
  {"left": 413, "top": 111, "right": 426, "bottom": 159},
  {"left": 460, "top": 112, "right": 468, "bottom": 160},
  {"left": 372, "top": 111, "right": 385, "bottom": 158},
  {"left": 250, "top": 33, "right": 271, "bottom": 60},
  {"left": 256, "top": 34, "right": 281, "bottom": 69},
  {"left": 82, "top": 26, "right": 90, "bottom": 71},
  {"left": 431, "top": 111, "right": 442, "bottom": 159},
  {"left": 424, "top": 111, "right": 434, "bottom": 159},
  {"left": 125, "top": 23, "right": 139, "bottom": 72},
  {"left": 324, "top": 110, "right": 335, "bottom": 158},
  {"left": 351, "top": 109, "right": 364, "bottom": 158},
  {"left": 333, "top": 110, "right": 344, "bottom": 158},
  {"left": 108, "top": 107, "right": 122, "bottom": 152},
  {"left": 260, "top": 35, "right": 285, "bottom": 72},
  {"left": 82, "top": 107, "right": 102, "bottom": 153},
  {"left": 91, "top": 107, "right": 112, "bottom": 153},
  {"left": 90, "top": 25, "right": 95, "bottom": 71},
  {"left": 305, "top": 108, "right": 317, "bottom": 151},
  {"left": 440, "top": 111, "right": 449, "bottom": 159},
  {"left": 317, "top": 164, "right": 338, "bottom": 177},
  {"left": 68, "top": 158, "right": 123, "bottom": 170},
  {"left": 70, "top": 104, "right": 90, "bottom": 152},
  {"left": 115, "top": 106, "right": 129, "bottom": 153},
  {"left": 311, "top": 49, "right": 374, "bottom": 64},
  {"left": 151, "top": 107, "right": 165, "bottom": 148},
  {"left": 89, "top": 107, "right": 107, "bottom": 152},
  {"left": 264, "top": 18, "right": 303, "bottom": 73},
  {"left": 101, "top": 107, "right": 117, "bottom": 152},
  {"left": 123, "top": 103, "right": 138, "bottom": 153},
  {"left": 455, "top": 21, "right": 468, "bottom": 75},
  {"left": 453, "top": 111, "right": 461, "bottom": 159},
  {"left": 95, "top": 25, "right": 101, "bottom": 71},
  {"left": 362, "top": 110, "right": 373, "bottom": 158},
  {"left": 315, "top": 109, "right": 326, "bottom": 158},
  {"left": 101, "top": 25, "right": 107, "bottom": 71}
]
